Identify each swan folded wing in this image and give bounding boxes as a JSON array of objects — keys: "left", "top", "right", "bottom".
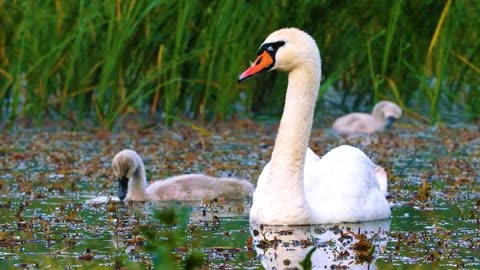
[{"left": 304, "top": 145, "right": 391, "bottom": 223}]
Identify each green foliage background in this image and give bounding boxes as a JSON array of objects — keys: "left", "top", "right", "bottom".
[{"left": 0, "top": 0, "right": 478, "bottom": 129}]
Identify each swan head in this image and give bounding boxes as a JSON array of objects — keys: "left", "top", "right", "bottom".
[
  {"left": 112, "top": 149, "right": 141, "bottom": 201},
  {"left": 238, "top": 27, "right": 321, "bottom": 82},
  {"left": 373, "top": 101, "right": 402, "bottom": 129}
]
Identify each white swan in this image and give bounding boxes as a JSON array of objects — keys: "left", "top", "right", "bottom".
[
  {"left": 333, "top": 100, "right": 402, "bottom": 135},
  {"left": 238, "top": 28, "right": 391, "bottom": 225},
  {"left": 112, "top": 149, "right": 254, "bottom": 201}
]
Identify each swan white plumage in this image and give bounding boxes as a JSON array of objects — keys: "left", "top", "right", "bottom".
[
  {"left": 112, "top": 149, "right": 254, "bottom": 201},
  {"left": 238, "top": 28, "right": 391, "bottom": 225},
  {"left": 333, "top": 100, "right": 402, "bottom": 135}
]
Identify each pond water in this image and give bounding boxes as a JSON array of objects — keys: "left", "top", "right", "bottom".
[{"left": 0, "top": 121, "right": 479, "bottom": 269}]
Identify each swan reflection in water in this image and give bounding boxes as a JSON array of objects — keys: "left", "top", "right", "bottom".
[{"left": 251, "top": 219, "right": 391, "bottom": 270}]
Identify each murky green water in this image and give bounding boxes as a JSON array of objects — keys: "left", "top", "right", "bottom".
[{"left": 0, "top": 122, "right": 479, "bottom": 269}]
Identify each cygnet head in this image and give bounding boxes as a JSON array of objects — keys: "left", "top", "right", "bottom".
[
  {"left": 238, "top": 27, "right": 321, "bottom": 81},
  {"left": 373, "top": 101, "right": 402, "bottom": 129},
  {"left": 112, "top": 149, "right": 143, "bottom": 201}
]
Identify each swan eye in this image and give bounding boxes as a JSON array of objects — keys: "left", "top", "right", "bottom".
[{"left": 257, "top": 41, "right": 286, "bottom": 55}]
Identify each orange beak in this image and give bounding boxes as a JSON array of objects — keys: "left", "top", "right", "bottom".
[{"left": 238, "top": 51, "right": 274, "bottom": 82}]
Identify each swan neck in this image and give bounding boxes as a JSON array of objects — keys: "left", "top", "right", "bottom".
[{"left": 266, "top": 63, "right": 320, "bottom": 221}]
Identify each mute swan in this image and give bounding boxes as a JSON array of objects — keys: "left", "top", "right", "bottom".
[
  {"left": 333, "top": 100, "right": 402, "bottom": 135},
  {"left": 112, "top": 149, "right": 254, "bottom": 201},
  {"left": 238, "top": 28, "right": 391, "bottom": 225}
]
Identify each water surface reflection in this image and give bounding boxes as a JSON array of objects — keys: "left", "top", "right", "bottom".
[{"left": 251, "top": 220, "right": 391, "bottom": 269}]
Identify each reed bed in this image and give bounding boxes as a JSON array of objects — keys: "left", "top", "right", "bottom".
[{"left": 0, "top": 0, "right": 478, "bottom": 129}]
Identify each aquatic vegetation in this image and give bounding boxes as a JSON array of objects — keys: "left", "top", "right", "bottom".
[
  {"left": 0, "top": 121, "right": 479, "bottom": 269},
  {"left": 142, "top": 207, "right": 205, "bottom": 270}
]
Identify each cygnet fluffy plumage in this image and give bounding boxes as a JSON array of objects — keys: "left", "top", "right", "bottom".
[
  {"left": 112, "top": 149, "right": 254, "bottom": 201},
  {"left": 333, "top": 100, "right": 402, "bottom": 135}
]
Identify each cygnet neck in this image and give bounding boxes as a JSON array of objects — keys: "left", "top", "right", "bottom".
[
  {"left": 371, "top": 104, "right": 387, "bottom": 130},
  {"left": 128, "top": 156, "right": 148, "bottom": 199},
  {"left": 372, "top": 103, "right": 385, "bottom": 120}
]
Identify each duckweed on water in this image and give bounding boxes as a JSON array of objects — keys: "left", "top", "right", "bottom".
[{"left": 0, "top": 120, "right": 479, "bottom": 269}]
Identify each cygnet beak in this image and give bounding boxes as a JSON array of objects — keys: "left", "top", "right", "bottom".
[
  {"left": 385, "top": 116, "right": 398, "bottom": 129},
  {"left": 118, "top": 176, "right": 129, "bottom": 201}
]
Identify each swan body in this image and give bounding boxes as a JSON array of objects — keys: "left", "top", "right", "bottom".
[
  {"left": 333, "top": 100, "right": 402, "bottom": 135},
  {"left": 112, "top": 149, "right": 254, "bottom": 201},
  {"left": 238, "top": 28, "right": 391, "bottom": 225}
]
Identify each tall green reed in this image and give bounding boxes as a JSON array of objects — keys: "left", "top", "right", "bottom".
[
  {"left": 422, "top": 0, "right": 452, "bottom": 123},
  {"left": 0, "top": 0, "right": 479, "bottom": 129},
  {"left": 365, "top": 0, "right": 479, "bottom": 123}
]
